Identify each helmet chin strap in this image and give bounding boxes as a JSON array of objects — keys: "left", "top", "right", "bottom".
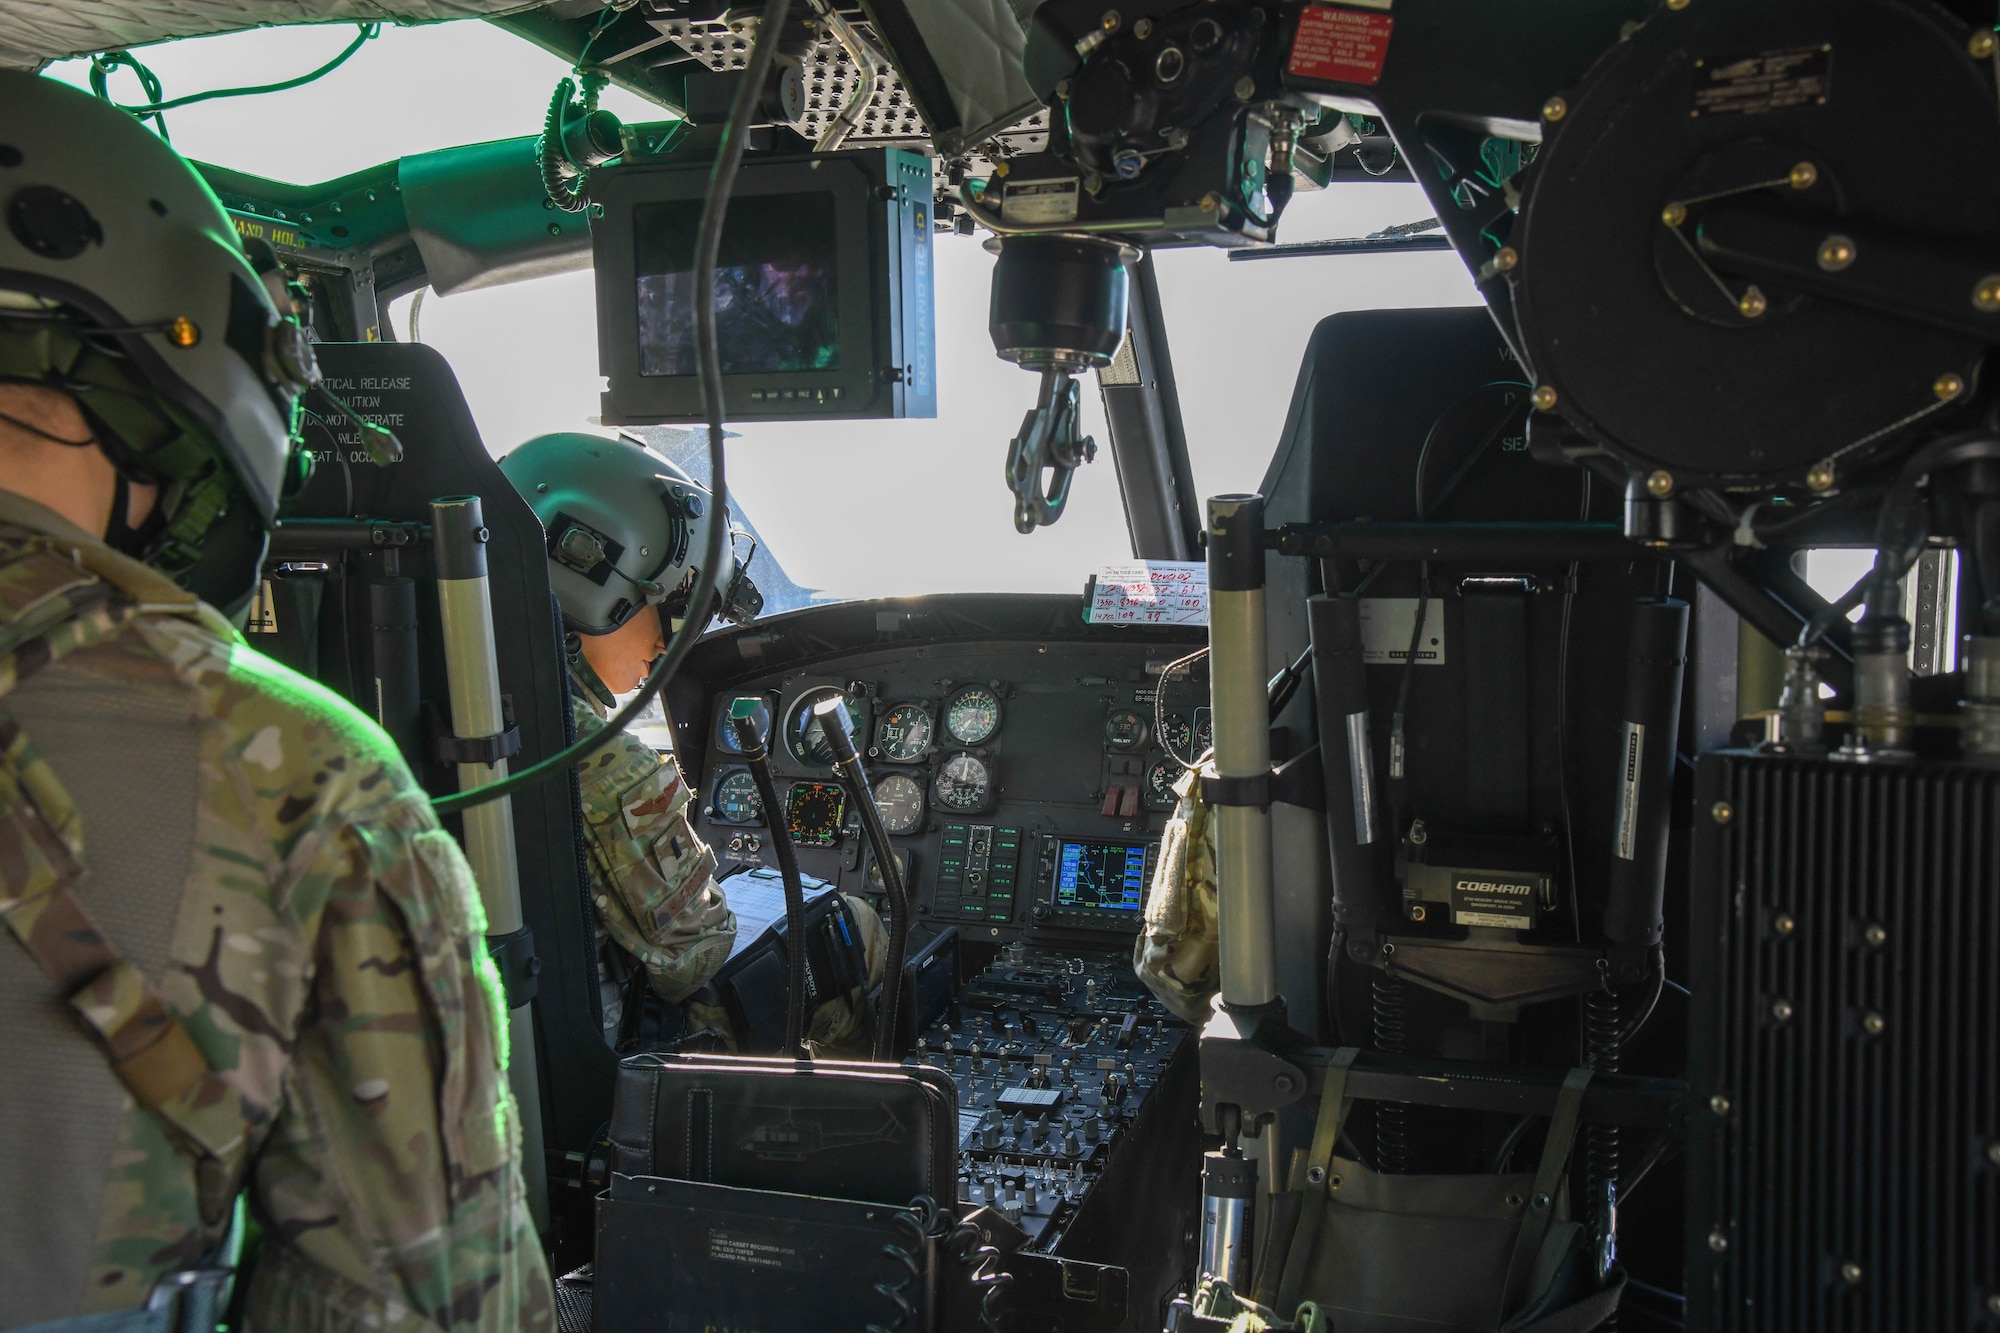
[{"left": 103, "top": 469, "right": 168, "bottom": 558}]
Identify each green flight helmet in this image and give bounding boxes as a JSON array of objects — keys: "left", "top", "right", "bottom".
[
  {"left": 0, "top": 70, "right": 313, "bottom": 616},
  {"left": 500, "top": 431, "right": 762, "bottom": 636}
]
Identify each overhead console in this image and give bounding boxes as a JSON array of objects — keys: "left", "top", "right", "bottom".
[{"left": 669, "top": 595, "right": 1207, "bottom": 949}]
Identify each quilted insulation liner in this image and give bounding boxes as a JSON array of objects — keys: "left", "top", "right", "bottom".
[{"left": 0, "top": 1, "right": 540, "bottom": 69}]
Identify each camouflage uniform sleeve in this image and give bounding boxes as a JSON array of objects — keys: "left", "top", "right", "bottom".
[
  {"left": 240, "top": 784, "right": 553, "bottom": 1331},
  {"left": 1134, "top": 765, "right": 1220, "bottom": 1024},
  {"left": 574, "top": 697, "right": 736, "bottom": 1003}
]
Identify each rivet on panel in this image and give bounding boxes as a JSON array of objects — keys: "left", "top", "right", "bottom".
[
  {"left": 1806, "top": 461, "right": 1836, "bottom": 492},
  {"left": 1531, "top": 385, "right": 1559, "bottom": 411},
  {"left": 1841, "top": 1262, "right": 1863, "bottom": 1286},
  {"left": 1773, "top": 913, "right": 1796, "bottom": 937},
  {"left": 1738, "top": 286, "right": 1769, "bottom": 318},
  {"left": 1974, "top": 276, "right": 2000, "bottom": 312},
  {"left": 1542, "top": 96, "right": 1568, "bottom": 122},
  {"left": 1494, "top": 246, "right": 1519, "bottom": 272},
  {"left": 1864, "top": 923, "right": 1888, "bottom": 947},
  {"left": 1788, "top": 162, "right": 1818, "bottom": 190},
  {"left": 1709, "top": 1093, "right": 1731, "bottom": 1115},
  {"left": 1711, "top": 801, "right": 1733, "bottom": 824},
  {"left": 1708, "top": 1230, "right": 1729, "bottom": 1253},
  {"left": 1971, "top": 30, "right": 1998, "bottom": 59},
  {"left": 1661, "top": 202, "right": 1687, "bottom": 228},
  {"left": 1770, "top": 998, "right": 1794, "bottom": 1023},
  {"left": 1862, "top": 1012, "right": 1885, "bottom": 1035},
  {"left": 1817, "top": 235, "right": 1855, "bottom": 271},
  {"left": 1935, "top": 373, "right": 1965, "bottom": 401},
  {"left": 1646, "top": 470, "right": 1675, "bottom": 498}
]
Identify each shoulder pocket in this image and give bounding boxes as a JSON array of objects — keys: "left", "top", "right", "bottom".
[{"left": 400, "top": 826, "right": 516, "bottom": 1187}]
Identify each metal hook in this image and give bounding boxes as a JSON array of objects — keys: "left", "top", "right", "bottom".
[{"left": 1005, "top": 367, "right": 1097, "bottom": 533}]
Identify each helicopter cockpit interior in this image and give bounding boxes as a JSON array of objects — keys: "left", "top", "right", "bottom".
[{"left": 4, "top": 0, "right": 1998, "bottom": 1330}]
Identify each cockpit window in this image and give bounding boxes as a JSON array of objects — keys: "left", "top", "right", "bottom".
[
  {"left": 44, "top": 27, "right": 1470, "bottom": 611},
  {"left": 395, "top": 229, "right": 1137, "bottom": 610},
  {"left": 1152, "top": 181, "right": 1481, "bottom": 502}
]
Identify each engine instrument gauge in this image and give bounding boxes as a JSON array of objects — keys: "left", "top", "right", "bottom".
[
  {"left": 1143, "top": 759, "right": 1182, "bottom": 812},
  {"left": 1104, "top": 708, "right": 1149, "bottom": 752},
  {"left": 785, "top": 693, "right": 866, "bottom": 767},
  {"left": 785, "top": 781, "right": 847, "bottom": 846},
  {"left": 875, "top": 703, "right": 934, "bottom": 763},
  {"left": 943, "top": 685, "right": 1002, "bottom": 745},
  {"left": 1194, "top": 712, "right": 1214, "bottom": 756},
  {"left": 932, "top": 752, "right": 994, "bottom": 813},
  {"left": 712, "top": 768, "right": 765, "bottom": 824},
  {"left": 1160, "top": 712, "right": 1194, "bottom": 760},
  {"left": 871, "top": 772, "right": 926, "bottom": 834},
  {"left": 714, "top": 696, "right": 772, "bottom": 753}
]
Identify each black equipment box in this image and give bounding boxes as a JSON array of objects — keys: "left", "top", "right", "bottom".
[
  {"left": 609, "top": 1052, "right": 957, "bottom": 1206},
  {"left": 1687, "top": 752, "right": 2000, "bottom": 1331},
  {"left": 595, "top": 1174, "right": 931, "bottom": 1333}
]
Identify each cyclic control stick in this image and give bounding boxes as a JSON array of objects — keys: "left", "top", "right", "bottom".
[
  {"left": 730, "top": 702, "right": 809, "bottom": 1057},
  {"left": 812, "top": 693, "right": 912, "bottom": 1059}
]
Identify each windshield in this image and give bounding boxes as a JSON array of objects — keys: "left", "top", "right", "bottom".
[{"left": 43, "top": 24, "right": 1479, "bottom": 610}]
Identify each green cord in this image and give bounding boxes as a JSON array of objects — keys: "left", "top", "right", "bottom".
[{"left": 95, "top": 23, "right": 380, "bottom": 118}]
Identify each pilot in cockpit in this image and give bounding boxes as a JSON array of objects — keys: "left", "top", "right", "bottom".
[{"left": 501, "top": 432, "right": 885, "bottom": 1052}]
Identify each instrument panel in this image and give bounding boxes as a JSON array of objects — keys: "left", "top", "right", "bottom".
[{"left": 685, "top": 622, "right": 1209, "bottom": 945}]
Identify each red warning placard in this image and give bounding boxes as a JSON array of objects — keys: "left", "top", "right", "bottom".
[{"left": 1288, "top": 5, "right": 1395, "bottom": 86}]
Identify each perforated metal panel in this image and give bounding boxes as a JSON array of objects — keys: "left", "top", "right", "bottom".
[
  {"left": 648, "top": 15, "right": 1047, "bottom": 157},
  {"left": 1688, "top": 753, "right": 2000, "bottom": 1331}
]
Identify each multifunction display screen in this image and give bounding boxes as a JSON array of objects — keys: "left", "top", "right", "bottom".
[
  {"left": 633, "top": 192, "right": 841, "bottom": 377},
  {"left": 1052, "top": 840, "right": 1149, "bottom": 914}
]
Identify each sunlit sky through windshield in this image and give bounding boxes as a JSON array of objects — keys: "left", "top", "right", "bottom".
[{"left": 46, "top": 21, "right": 1482, "bottom": 603}]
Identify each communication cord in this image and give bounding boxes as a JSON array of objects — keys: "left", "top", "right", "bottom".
[
  {"left": 730, "top": 711, "right": 809, "bottom": 1056},
  {"left": 94, "top": 24, "right": 380, "bottom": 117},
  {"left": 809, "top": 689, "right": 912, "bottom": 1059},
  {"left": 434, "top": 0, "right": 789, "bottom": 814}
]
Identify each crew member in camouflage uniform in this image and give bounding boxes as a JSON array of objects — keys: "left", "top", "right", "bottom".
[
  {"left": 0, "top": 72, "right": 551, "bottom": 1330},
  {"left": 500, "top": 432, "right": 884, "bottom": 1052}
]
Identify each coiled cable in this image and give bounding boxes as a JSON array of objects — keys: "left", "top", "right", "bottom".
[
  {"left": 1371, "top": 974, "right": 1409, "bottom": 1174},
  {"left": 943, "top": 1213, "right": 1015, "bottom": 1332},
  {"left": 868, "top": 1195, "right": 937, "bottom": 1333}
]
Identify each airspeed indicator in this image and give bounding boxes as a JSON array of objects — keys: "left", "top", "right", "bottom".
[{"left": 944, "top": 685, "right": 1002, "bottom": 745}]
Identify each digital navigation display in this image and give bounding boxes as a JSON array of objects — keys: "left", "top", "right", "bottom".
[
  {"left": 1052, "top": 840, "right": 1148, "bottom": 914},
  {"left": 633, "top": 192, "right": 841, "bottom": 377}
]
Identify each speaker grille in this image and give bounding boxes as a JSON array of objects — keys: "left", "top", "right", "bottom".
[{"left": 1689, "top": 753, "right": 2000, "bottom": 1330}]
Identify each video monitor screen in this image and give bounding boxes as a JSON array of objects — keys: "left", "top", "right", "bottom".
[
  {"left": 633, "top": 192, "right": 841, "bottom": 377},
  {"left": 1052, "top": 840, "right": 1149, "bottom": 914}
]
